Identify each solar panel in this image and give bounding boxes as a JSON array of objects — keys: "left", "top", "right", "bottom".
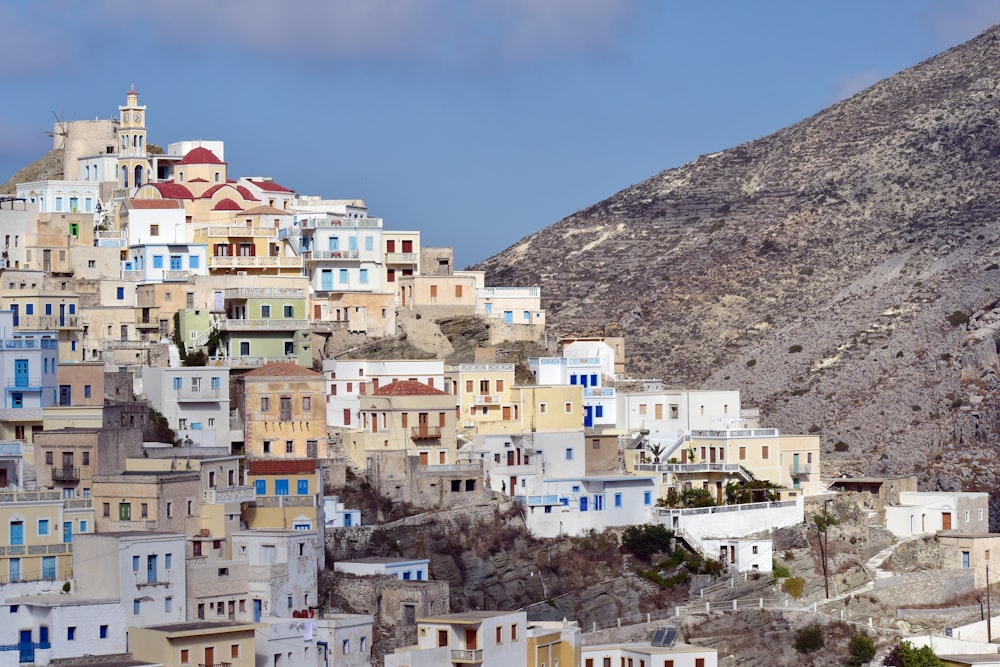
[{"left": 651, "top": 627, "right": 677, "bottom": 647}]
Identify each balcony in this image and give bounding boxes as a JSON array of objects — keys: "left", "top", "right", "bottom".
[
  {"left": 175, "top": 388, "right": 223, "bottom": 402},
  {"left": 473, "top": 395, "right": 502, "bottom": 406},
  {"left": 789, "top": 463, "right": 813, "bottom": 476},
  {"left": 208, "top": 255, "right": 302, "bottom": 269},
  {"left": 203, "top": 486, "right": 255, "bottom": 504},
  {"left": 450, "top": 649, "right": 483, "bottom": 663},
  {"left": 224, "top": 287, "right": 305, "bottom": 299},
  {"left": 6, "top": 378, "right": 43, "bottom": 392},
  {"left": 208, "top": 355, "right": 300, "bottom": 369},
  {"left": 2, "top": 338, "right": 59, "bottom": 349},
  {"left": 50, "top": 467, "right": 80, "bottom": 482},
  {"left": 95, "top": 231, "right": 127, "bottom": 248},
  {"left": 0, "top": 408, "right": 43, "bottom": 421},
  {"left": 122, "top": 270, "right": 142, "bottom": 281},
  {"left": 411, "top": 427, "right": 441, "bottom": 441},
  {"left": 298, "top": 216, "right": 381, "bottom": 229},
  {"left": 197, "top": 225, "right": 277, "bottom": 238},
  {"left": 104, "top": 338, "right": 154, "bottom": 350},
  {"left": 250, "top": 495, "right": 316, "bottom": 508},
  {"left": 0, "top": 441, "right": 21, "bottom": 456},
  {"left": 216, "top": 318, "right": 309, "bottom": 332},
  {"left": 162, "top": 269, "right": 193, "bottom": 281},
  {"left": 199, "top": 662, "right": 232, "bottom": 667},
  {"left": 16, "top": 315, "right": 81, "bottom": 330},
  {"left": 385, "top": 252, "right": 417, "bottom": 264},
  {"left": 301, "top": 249, "right": 360, "bottom": 261}
]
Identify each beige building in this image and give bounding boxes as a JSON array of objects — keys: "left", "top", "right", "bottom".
[
  {"left": 236, "top": 362, "right": 328, "bottom": 459},
  {"left": 129, "top": 621, "right": 257, "bottom": 667},
  {"left": 342, "top": 380, "right": 458, "bottom": 469},
  {"left": 447, "top": 363, "right": 516, "bottom": 435},
  {"left": 937, "top": 532, "right": 1000, "bottom": 588}
]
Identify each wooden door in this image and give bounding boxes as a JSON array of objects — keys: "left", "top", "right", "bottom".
[
  {"left": 942, "top": 512, "right": 952, "bottom": 530},
  {"left": 465, "top": 628, "right": 477, "bottom": 650}
]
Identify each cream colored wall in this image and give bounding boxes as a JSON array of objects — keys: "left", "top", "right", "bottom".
[
  {"left": 129, "top": 626, "right": 256, "bottom": 667},
  {"left": 243, "top": 376, "right": 327, "bottom": 459}
]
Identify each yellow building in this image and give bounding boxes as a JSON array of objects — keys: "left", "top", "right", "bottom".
[
  {"left": 129, "top": 621, "right": 256, "bottom": 667},
  {"left": 237, "top": 362, "right": 328, "bottom": 459},
  {"left": 483, "top": 385, "right": 584, "bottom": 435},
  {"left": 244, "top": 459, "right": 321, "bottom": 531},
  {"left": 342, "top": 380, "right": 458, "bottom": 469},
  {"left": 527, "top": 620, "right": 582, "bottom": 667},
  {"left": 447, "top": 363, "right": 516, "bottom": 435}
]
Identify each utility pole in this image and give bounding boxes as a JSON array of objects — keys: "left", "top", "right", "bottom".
[
  {"left": 820, "top": 499, "right": 832, "bottom": 598},
  {"left": 988, "top": 562, "right": 993, "bottom": 643}
]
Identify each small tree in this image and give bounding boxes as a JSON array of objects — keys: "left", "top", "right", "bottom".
[
  {"left": 793, "top": 624, "right": 825, "bottom": 654},
  {"left": 680, "top": 487, "right": 716, "bottom": 508},
  {"left": 848, "top": 629, "right": 876, "bottom": 666},
  {"left": 782, "top": 576, "right": 805, "bottom": 599},
  {"left": 883, "top": 640, "right": 943, "bottom": 666},
  {"left": 620, "top": 524, "right": 673, "bottom": 561}
]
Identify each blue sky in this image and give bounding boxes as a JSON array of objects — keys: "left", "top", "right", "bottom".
[{"left": 2, "top": 1, "right": 999, "bottom": 267}]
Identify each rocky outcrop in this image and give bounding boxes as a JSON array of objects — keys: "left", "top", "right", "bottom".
[{"left": 477, "top": 25, "right": 1000, "bottom": 507}]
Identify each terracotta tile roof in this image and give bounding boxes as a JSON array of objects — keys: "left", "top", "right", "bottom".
[
  {"left": 178, "top": 146, "right": 225, "bottom": 165},
  {"left": 150, "top": 182, "right": 194, "bottom": 199},
  {"left": 187, "top": 177, "right": 208, "bottom": 183},
  {"left": 374, "top": 380, "right": 448, "bottom": 396},
  {"left": 128, "top": 199, "right": 181, "bottom": 209},
  {"left": 200, "top": 184, "right": 225, "bottom": 198},
  {"left": 244, "top": 362, "right": 323, "bottom": 378},
  {"left": 212, "top": 198, "right": 242, "bottom": 211},
  {"left": 248, "top": 459, "right": 316, "bottom": 475},
  {"left": 242, "top": 205, "right": 287, "bottom": 216},
  {"left": 248, "top": 179, "right": 294, "bottom": 193}
]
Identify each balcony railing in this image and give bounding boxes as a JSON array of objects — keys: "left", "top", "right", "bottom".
[
  {"left": 199, "top": 662, "right": 232, "bottom": 667},
  {"left": 301, "top": 249, "right": 359, "bottom": 260},
  {"left": 203, "top": 486, "right": 256, "bottom": 504},
  {"left": 95, "top": 237, "right": 127, "bottom": 248},
  {"left": 175, "top": 388, "right": 223, "bottom": 401},
  {"left": 16, "top": 315, "right": 81, "bottom": 330},
  {"left": 450, "top": 649, "right": 483, "bottom": 663},
  {"left": 50, "top": 467, "right": 80, "bottom": 482},
  {"left": 122, "top": 270, "right": 142, "bottom": 281},
  {"left": 298, "top": 216, "right": 381, "bottom": 229},
  {"left": 208, "top": 255, "right": 302, "bottom": 269},
  {"left": 0, "top": 441, "right": 22, "bottom": 456},
  {"left": 104, "top": 339, "right": 154, "bottom": 350},
  {"left": 197, "top": 225, "right": 277, "bottom": 237},
  {"left": 411, "top": 427, "right": 441, "bottom": 441},
  {"left": 473, "top": 395, "right": 502, "bottom": 406},
  {"left": 690, "top": 428, "right": 779, "bottom": 439},
  {"left": 0, "top": 408, "right": 43, "bottom": 420},
  {"left": 6, "top": 378, "right": 43, "bottom": 391},
  {"left": 789, "top": 463, "right": 813, "bottom": 476},
  {"left": 216, "top": 318, "right": 309, "bottom": 331},
  {"left": 207, "top": 355, "right": 300, "bottom": 368},
  {"left": 2, "top": 338, "right": 59, "bottom": 349},
  {"left": 224, "top": 287, "right": 305, "bottom": 299},
  {"left": 162, "top": 270, "right": 193, "bottom": 281},
  {"left": 0, "top": 490, "right": 62, "bottom": 503},
  {"left": 384, "top": 252, "right": 417, "bottom": 264},
  {"left": 635, "top": 463, "right": 744, "bottom": 474}
]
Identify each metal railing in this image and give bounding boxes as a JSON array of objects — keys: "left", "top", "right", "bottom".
[
  {"left": 50, "top": 467, "right": 80, "bottom": 482},
  {"left": 450, "top": 648, "right": 483, "bottom": 662},
  {"left": 208, "top": 255, "right": 302, "bottom": 268},
  {"left": 411, "top": 427, "right": 442, "bottom": 440},
  {"left": 224, "top": 287, "right": 305, "bottom": 299},
  {"left": 16, "top": 315, "right": 81, "bottom": 329}
]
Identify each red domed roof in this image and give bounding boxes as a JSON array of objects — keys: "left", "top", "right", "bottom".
[
  {"left": 178, "top": 147, "right": 225, "bottom": 165},
  {"left": 212, "top": 198, "right": 242, "bottom": 211}
]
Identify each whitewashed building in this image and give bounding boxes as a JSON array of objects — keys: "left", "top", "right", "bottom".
[
  {"left": 385, "top": 611, "right": 528, "bottom": 667},
  {"left": 334, "top": 557, "right": 430, "bottom": 582},
  {"left": 323, "top": 358, "right": 445, "bottom": 429},
  {"left": 142, "top": 366, "right": 231, "bottom": 449},
  {"left": 517, "top": 475, "right": 658, "bottom": 538},
  {"left": 0, "top": 597, "right": 127, "bottom": 666}
]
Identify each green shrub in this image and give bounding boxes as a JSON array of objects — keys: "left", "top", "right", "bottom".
[
  {"left": 772, "top": 561, "right": 791, "bottom": 579},
  {"left": 947, "top": 310, "right": 970, "bottom": 327},
  {"left": 883, "top": 640, "right": 943, "bottom": 666},
  {"left": 847, "top": 629, "right": 876, "bottom": 665},
  {"left": 793, "top": 624, "right": 825, "bottom": 654},
  {"left": 782, "top": 576, "right": 806, "bottom": 599},
  {"left": 620, "top": 524, "right": 674, "bottom": 561},
  {"left": 788, "top": 344, "right": 803, "bottom": 353}
]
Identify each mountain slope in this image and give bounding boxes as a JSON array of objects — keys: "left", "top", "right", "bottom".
[{"left": 477, "top": 26, "right": 1000, "bottom": 490}]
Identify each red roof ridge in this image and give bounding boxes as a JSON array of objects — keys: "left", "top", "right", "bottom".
[
  {"left": 244, "top": 362, "right": 323, "bottom": 378},
  {"left": 374, "top": 379, "right": 448, "bottom": 396},
  {"left": 178, "top": 147, "right": 225, "bottom": 165}
]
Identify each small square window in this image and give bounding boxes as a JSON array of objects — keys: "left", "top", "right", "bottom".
[
  {"left": 100, "top": 625, "right": 108, "bottom": 639},
  {"left": 67, "top": 627, "right": 76, "bottom": 640}
]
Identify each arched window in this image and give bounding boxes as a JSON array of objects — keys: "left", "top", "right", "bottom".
[
  {"left": 120, "top": 166, "right": 128, "bottom": 188},
  {"left": 214, "top": 171, "right": 220, "bottom": 183},
  {"left": 134, "top": 165, "right": 144, "bottom": 187},
  {"left": 178, "top": 171, "right": 184, "bottom": 183}
]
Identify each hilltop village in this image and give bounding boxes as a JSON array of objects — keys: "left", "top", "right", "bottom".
[{"left": 0, "top": 90, "right": 996, "bottom": 667}]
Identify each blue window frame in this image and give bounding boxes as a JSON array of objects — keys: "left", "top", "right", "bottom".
[
  {"left": 172, "top": 377, "right": 182, "bottom": 390},
  {"left": 38, "top": 519, "right": 49, "bottom": 536},
  {"left": 565, "top": 448, "right": 573, "bottom": 460},
  {"left": 614, "top": 493, "right": 623, "bottom": 508},
  {"left": 595, "top": 405, "right": 604, "bottom": 418},
  {"left": 328, "top": 237, "right": 339, "bottom": 251},
  {"left": 255, "top": 479, "right": 266, "bottom": 495},
  {"left": 643, "top": 491, "right": 653, "bottom": 506},
  {"left": 11, "top": 393, "right": 23, "bottom": 409},
  {"left": 297, "top": 479, "right": 309, "bottom": 495},
  {"left": 189, "top": 255, "right": 200, "bottom": 269},
  {"left": 365, "top": 236, "right": 373, "bottom": 251},
  {"left": 275, "top": 479, "right": 289, "bottom": 496},
  {"left": 9, "top": 521, "right": 24, "bottom": 545},
  {"left": 116, "top": 287, "right": 124, "bottom": 300},
  {"left": 45, "top": 303, "right": 52, "bottom": 315},
  {"left": 359, "top": 269, "right": 368, "bottom": 284},
  {"left": 152, "top": 255, "right": 163, "bottom": 269},
  {"left": 99, "top": 625, "right": 108, "bottom": 639},
  {"left": 68, "top": 304, "right": 76, "bottom": 314},
  {"left": 132, "top": 555, "right": 140, "bottom": 572},
  {"left": 41, "top": 556, "right": 55, "bottom": 580},
  {"left": 211, "top": 376, "right": 220, "bottom": 389},
  {"left": 339, "top": 269, "right": 349, "bottom": 284},
  {"left": 169, "top": 255, "right": 182, "bottom": 270},
  {"left": 349, "top": 236, "right": 358, "bottom": 251},
  {"left": 165, "top": 553, "right": 172, "bottom": 570},
  {"left": 133, "top": 599, "right": 140, "bottom": 615},
  {"left": 63, "top": 522, "right": 72, "bottom": 543},
  {"left": 84, "top": 385, "right": 91, "bottom": 398},
  {"left": 25, "top": 303, "right": 33, "bottom": 315}
]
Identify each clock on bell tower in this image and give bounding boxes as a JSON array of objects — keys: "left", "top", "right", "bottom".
[{"left": 116, "top": 86, "right": 151, "bottom": 194}]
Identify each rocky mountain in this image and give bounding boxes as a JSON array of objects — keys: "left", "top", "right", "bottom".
[{"left": 477, "top": 26, "right": 1000, "bottom": 495}]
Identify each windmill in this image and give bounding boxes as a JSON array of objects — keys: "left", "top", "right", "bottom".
[{"left": 47, "top": 109, "right": 69, "bottom": 149}]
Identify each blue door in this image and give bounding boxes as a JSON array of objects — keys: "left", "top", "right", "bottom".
[
  {"left": 10, "top": 304, "right": 17, "bottom": 326},
  {"left": 63, "top": 521, "right": 72, "bottom": 543},
  {"left": 18, "top": 630, "right": 33, "bottom": 663},
  {"left": 42, "top": 556, "right": 56, "bottom": 580},
  {"left": 147, "top": 554, "right": 158, "bottom": 583},
  {"left": 579, "top": 496, "right": 588, "bottom": 512},
  {"left": 10, "top": 521, "right": 23, "bottom": 545},
  {"left": 584, "top": 405, "right": 593, "bottom": 428},
  {"left": 14, "top": 359, "right": 28, "bottom": 387},
  {"left": 503, "top": 311, "right": 513, "bottom": 323},
  {"left": 9, "top": 557, "right": 21, "bottom": 581},
  {"left": 321, "top": 269, "right": 333, "bottom": 291},
  {"left": 59, "top": 303, "right": 65, "bottom": 327},
  {"left": 253, "top": 599, "right": 262, "bottom": 622},
  {"left": 344, "top": 513, "right": 352, "bottom": 527}
]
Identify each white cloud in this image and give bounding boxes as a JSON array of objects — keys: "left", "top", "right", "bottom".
[
  {"left": 925, "top": 0, "right": 1000, "bottom": 46},
  {"left": 92, "top": 0, "right": 638, "bottom": 66}
]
